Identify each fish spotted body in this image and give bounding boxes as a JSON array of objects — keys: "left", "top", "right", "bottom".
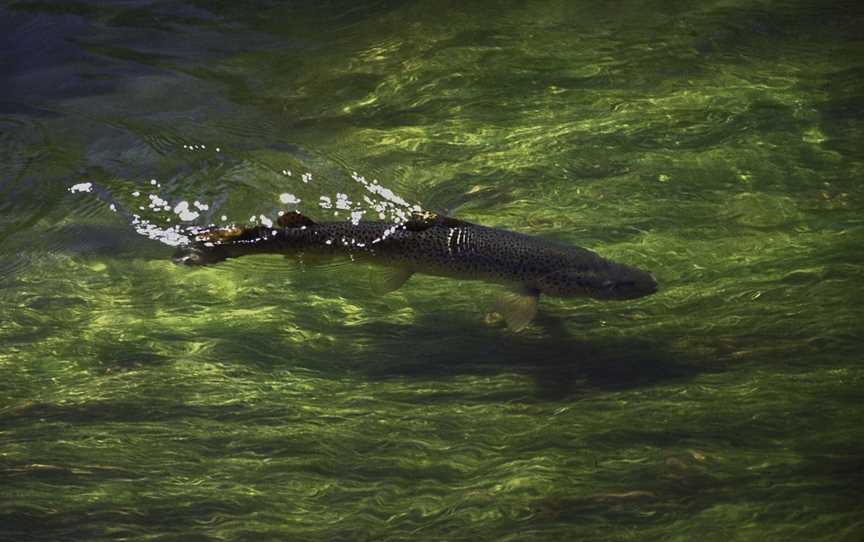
[{"left": 173, "top": 211, "right": 657, "bottom": 330}]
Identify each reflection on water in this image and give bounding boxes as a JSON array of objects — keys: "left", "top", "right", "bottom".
[{"left": 1, "top": 1, "right": 863, "bottom": 541}]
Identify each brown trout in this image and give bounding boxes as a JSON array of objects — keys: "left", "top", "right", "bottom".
[{"left": 173, "top": 211, "right": 657, "bottom": 331}]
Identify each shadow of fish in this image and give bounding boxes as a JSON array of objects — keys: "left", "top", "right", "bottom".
[{"left": 173, "top": 211, "right": 657, "bottom": 331}]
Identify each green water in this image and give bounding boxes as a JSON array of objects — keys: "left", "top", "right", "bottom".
[{"left": 1, "top": 1, "right": 862, "bottom": 540}]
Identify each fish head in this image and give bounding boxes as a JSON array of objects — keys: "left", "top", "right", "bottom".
[{"left": 538, "top": 263, "right": 657, "bottom": 300}]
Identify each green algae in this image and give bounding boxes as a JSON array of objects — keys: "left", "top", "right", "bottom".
[{"left": 1, "top": 1, "right": 863, "bottom": 541}]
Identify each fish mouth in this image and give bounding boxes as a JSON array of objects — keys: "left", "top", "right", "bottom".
[
  {"left": 593, "top": 270, "right": 658, "bottom": 300},
  {"left": 639, "top": 272, "right": 659, "bottom": 296}
]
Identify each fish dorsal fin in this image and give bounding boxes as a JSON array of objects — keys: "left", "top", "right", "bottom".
[
  {"left": 495, "top": 288, "right": 540, "bottom": 332},
  {"left": 405, "top": 211, "right": 466, "bottom": 232},
  {"left": 194, "top": 226, "right": 245, "bottom": 244},
  {"left": 278, "top": 211, "right": 316, "bottom": 228},
  {"left": 370, "top": 266, "right": 414, "bottom": 295}
]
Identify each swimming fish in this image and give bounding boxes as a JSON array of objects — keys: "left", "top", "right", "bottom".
[{"left": 173, "top": 211, "right": 657, "bottom": 331}]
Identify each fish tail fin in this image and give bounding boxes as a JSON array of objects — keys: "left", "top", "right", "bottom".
[{"left": 172, "top": 244, "right": 231, "bottom": 266}]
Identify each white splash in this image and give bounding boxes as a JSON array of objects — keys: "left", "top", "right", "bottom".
[
  {"left": 279, "top": 193, "right": 301, "bottom": 205},
  {"left": 69, "top": 182, "right": 93, "bottom": 193},
  {"left": 149, "top": 194, "right": 170, "bottom": 211},
  {"left": 334, "top": 193, "right": 352, "bottom": 210},
  {"left": 173, "top": 200, "right": 200, "bottom": 221},
  {"left": 351, "top": 171, "right": 421, "bottom": 213},
  {"left": 70, "top": 169, "right": 425, "bottom": 253},
  {"left": 130, "top": 214, "right": 191, "bottom": 246}
]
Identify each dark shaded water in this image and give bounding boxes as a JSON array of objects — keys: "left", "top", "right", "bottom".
[{"left": 1, "top": 1, "right": 863, "bottom": 540}]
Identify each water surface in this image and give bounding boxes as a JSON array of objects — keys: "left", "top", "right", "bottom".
[{"left": 1, "top": 1, "right": 862, "bottom": 540}]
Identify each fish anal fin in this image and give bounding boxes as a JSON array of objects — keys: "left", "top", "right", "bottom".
[
  {"left": 278, "top": 211, "right": 316, "bottom": 228},
  {"left": 495, "top": 288, "right": 539, "bottom": 332},
  {"left": 370, "top": 266, "right": 414, "bottom": 295}
]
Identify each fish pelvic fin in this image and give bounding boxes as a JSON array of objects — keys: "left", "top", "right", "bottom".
[
  {"left": 495, "top": 287, "right": 539, "bottom": 332},
  {"left": 370, "top": 266, "right": 414, "bottom": 295}
]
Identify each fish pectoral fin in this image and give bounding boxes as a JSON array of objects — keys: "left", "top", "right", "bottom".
[
  {"left": 495, "top": 288, "right": 539, "bottom": 332},
  {"left": 370, "top": 266, "right": 414, "bottom": 295}
]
